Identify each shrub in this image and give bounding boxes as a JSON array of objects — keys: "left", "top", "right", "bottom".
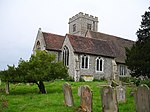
[
  {"left": 140, "top": 79, "right": 150, "bottom": 87},
  {"left": 120, "top": 77, "right": 130, "bottom": 83}
]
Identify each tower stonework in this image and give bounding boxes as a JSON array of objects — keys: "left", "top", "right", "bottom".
[{"left": 68, "top": 12, "right": 98, "bottom": 37}]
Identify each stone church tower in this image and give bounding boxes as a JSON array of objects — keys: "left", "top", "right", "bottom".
[{"left": 68, "top": 12, "right": 98, "bottom": 37}]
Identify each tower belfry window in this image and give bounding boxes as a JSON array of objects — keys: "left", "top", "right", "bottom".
[
  {"left": 87, "top": 23, "right": 92, "bottom": 30},
  {"left": 73, "top": 24, "right": 76, "bottom": 32}
]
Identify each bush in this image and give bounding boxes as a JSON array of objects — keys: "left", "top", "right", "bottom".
[
  {"left": 120, "top": 77, "right": 131, "bottom": 83},
  {"left": 140, "top": 79, "right": 150, "bottom": 87},
  {"left": 93, "top": 77, "right": 106, "bottom": 82},
  {"left": 65, "top": 76, "right": 74, "bottom": 82},
  {"left": 0, "top": 95, "right": 8, "bottom": 111}
]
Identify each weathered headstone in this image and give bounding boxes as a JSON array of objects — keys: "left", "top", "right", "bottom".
[
  {"left": 101, "top": 86, "right": 118, "bottom": 112},
  {"left": 79, "top": 85, "right": 92, "bottom": 112},
  {"left": 134, "top": 84, "right": 150, "bottom": 112},
  {"left": 78, "top": 86, "right": 82, "bottom": 97},
  {"left": 0, "top": 79, "right": 1, "bottom": 85},
  {"left": 62, "top": 82, "right": 74, "bottom": 106},
  {"left": 5, "top": 81, "right": 9, "bottom": 95},
  {"left": 116, "top": 85, "right": 126, "bottom": 103},
  {"left": 112, "top": 60, "right": 119, "bottom": 83}
]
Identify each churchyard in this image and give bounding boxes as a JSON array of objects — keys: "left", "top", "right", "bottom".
[{"left": 1, "top": 79, "right": 145, "bottom": 112}]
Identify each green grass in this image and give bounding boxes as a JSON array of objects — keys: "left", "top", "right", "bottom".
[{"left": 0, "top": 80, "right": 135, "bottom": 112}]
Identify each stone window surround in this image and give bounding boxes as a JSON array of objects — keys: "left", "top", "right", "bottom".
[
  {"left": 36, "top": 41, "right": 41, "bottom": 50},
  {"left": 95, "top": 57, "right": 104, "bottom": 73},
  {"left": 80, "top": 55, "right": 90, "bottom": 69},
  {"left": 73, "top": 24, "right": 76, "bottom": 32},
  {"left": 63, "top": 46, "right": 69, "bottom": 66},
  {"left": 119, "top": 65, "right": 126, "bottom": 76},
  {"left": 87, "top": 23, "right": 92, "bottom": 30}
]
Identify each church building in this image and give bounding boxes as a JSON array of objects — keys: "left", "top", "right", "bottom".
[{"left": 33, "top": 12, "right": 134, "bottom": 81}]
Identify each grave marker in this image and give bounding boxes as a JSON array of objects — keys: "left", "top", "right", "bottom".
[
  {"left": 134, "top": 84, "right": 150, "bottom": 112},
  {"left": 79, "top": 85, "right": 92, "bottom": 112},
  {"left": 101, "top": 86, "right": 118, "bottom": 112},
  {"left": 62, "top": 82, "right": 74, "bottom": 106},
  {"left": 116, "top": 85, "right": 126, "bottom": 103}
]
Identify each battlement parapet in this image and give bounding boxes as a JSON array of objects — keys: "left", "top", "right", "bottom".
[{"left": 69, "top": 12, "right": 98, "bottom": 23}]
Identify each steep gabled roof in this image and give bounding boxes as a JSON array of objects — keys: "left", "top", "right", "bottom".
[
  {"left": 67, "top": 34, "right": 116, "bottom": 58},
  {"left": 42, "top": 32, "right": 65, "bottom": 51},
  {"left": 86, "top": 31, "right": 135, "bottom": 63}
]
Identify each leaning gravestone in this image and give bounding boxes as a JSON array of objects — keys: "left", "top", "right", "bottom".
[
  {"left": 134, "top": 84, "right": 150, "bottom": 112},
  {"left": 79, "top": 85, "right": 92, "bottom": 112},
  {"left": 101, "top": 86, "right": 118, "bottom": 112},
  {"left": 116, "top": 85, "right": 126, "bottom": 103},
  {"left": 62, "top": 82, "right": 74, "bottom": 106}
]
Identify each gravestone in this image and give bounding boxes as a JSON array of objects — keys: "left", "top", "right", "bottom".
[
  {"left": 5, "top": 81, "right": 9, "bottom": 95},
  {"left": 101, "top": 86, "right": 118, "bottom": 112},
  {"left": 134, "top": 84, "right": 150, "bottom": 112},
  {"left": 116, "top": 85, "right": 126, "bottom": 102},
  {"left": 112, "top": 60, "right": 119, "bottom": 83},
  {"left": 79, "top": 85, "right": 92, "bottom": 112},
  {"left": 78, "top": 86, "right": 82, "bottom": 97},
  {"left": 62, "top": 82, "right": 74, "bottom": 106}
]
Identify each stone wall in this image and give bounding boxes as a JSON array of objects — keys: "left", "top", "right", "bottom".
[
  {"left": 75, "top": 53, "right": 114, "bottom": 80},
  {"left": 61, "top": 36, "right": 76, "bottom": 79},
  {"left": 47, "top": 50, "right": 61, "bottom": 62},
  {"left": 33, "top": 28, "right": 46, "bottom": 53}
]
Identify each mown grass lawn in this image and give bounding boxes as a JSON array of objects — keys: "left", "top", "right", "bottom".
[{"left": 0, "top": 80, "right": 135, "bottom": 112}]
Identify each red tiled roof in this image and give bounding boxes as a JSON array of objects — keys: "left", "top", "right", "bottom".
[
  {"left": 42, "top": 32, "right": 65, "bottom": 51},
  {"left": 67, "top": 34, "right": 116, "bottom": 58},
  {"left": 87, "top": 31, "right": 135, "bottom": 63}
]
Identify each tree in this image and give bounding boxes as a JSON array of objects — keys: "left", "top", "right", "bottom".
[
  {"left": 0, "top": 65, "right": 17, "bottom": 94},
  {"left": 126, "top": 7, "right": 150, "bottom": 78},
  {"left": 0, "top": 50, "right": 68, "bottom": 94}
]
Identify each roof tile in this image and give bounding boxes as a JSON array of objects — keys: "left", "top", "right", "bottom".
[
  {"left": 67, "top": 34, "right": 116, "bottom": 58},
  {"left": 42, "top": 32, "right": 65, "bottom": 51},
  {"left": 87, "top": 31, "right": 135, "bottom": 63}
]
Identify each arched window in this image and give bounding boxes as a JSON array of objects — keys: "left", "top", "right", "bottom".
[
  {"left": 36, "top": 41, "right": 41, "bottom": 50},
  {"left": 81, "top": 55, "right": 89, "bottom": 69},
  {"left": 96, "top": 57, "right": 104, "bottom": 72},
  {"left": 63, "top": 46, "right": 69, "bottom": 66}
]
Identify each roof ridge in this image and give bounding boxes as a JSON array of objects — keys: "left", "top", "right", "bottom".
[
  {"left": 89, "top": 30, "right": 135, "bottom": 42},
  {"left": 42, "top": 31, "right": 65, "bottom": 37},
  {"left": 66, "top": 33, "right": 107, "bottom": 42}
]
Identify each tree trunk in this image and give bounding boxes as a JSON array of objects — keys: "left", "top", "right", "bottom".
[
  {"left": 5, "top": 81, "right": 9, "bottom": 95},
  {"left": 36, "top": 81, "right": 47, "bottom": 94}
]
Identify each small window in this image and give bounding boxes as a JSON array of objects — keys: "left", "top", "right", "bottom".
[
  {"left": 73, "top": 24, "right": 76, "bottom": 32},
  {"left": 36, "top": 41, "right": 41, "bottom": 50},
  {"left": 87, "top": 23, "right": 92, "bottom": 30},
  {"left": 96, "top": 57, "right": 104, "bottom": 72},
  {"left": 81, "top": 55, "right": 89, "bottom": 69},
  {"left": 63, "top": 46, "right": 69, "bottom": 66},
  {"left": 120, "top": 65, "right": 126, "bottom": 76}
]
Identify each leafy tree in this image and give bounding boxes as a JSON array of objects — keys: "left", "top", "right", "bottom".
[
  {"left": 0, "top": 65, "right": 17, "bottom": 94},
  {"left": 126, "top": 7, "right": 150, "bottom": 78},
  {"left": 0, "top": 50, "right": 68, "bottom": 94}
]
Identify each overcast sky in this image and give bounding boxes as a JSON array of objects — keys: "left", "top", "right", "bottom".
[{"left": 0, "top": 0, "right": 149, "bottom": 70}]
